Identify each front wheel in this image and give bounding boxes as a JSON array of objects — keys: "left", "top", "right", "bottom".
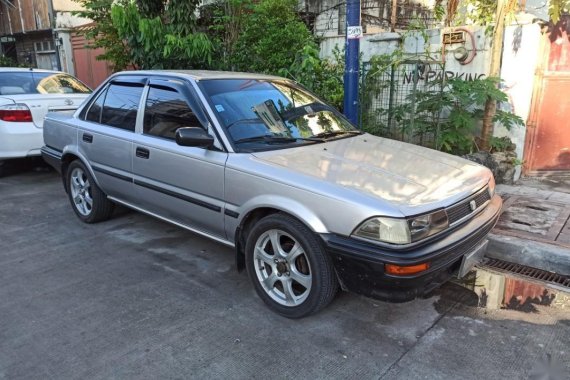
[
  {"left": 245, "top": 213, "right": 338, "bottom": 318},
  {"left": 66, "top": 160, "right": 113, "bottom": 223}
]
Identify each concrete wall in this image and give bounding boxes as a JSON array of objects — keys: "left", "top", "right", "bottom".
[
  {"left": 319, "top": 20, "right": 542, "bottom": 181},
  {"left": 496, "top": 20, "right": 542, "bottom": 180}
]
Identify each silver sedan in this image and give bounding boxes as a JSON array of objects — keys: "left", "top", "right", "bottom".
[{"left": 42, "top": 70, "right": 502, "bottom": 318}]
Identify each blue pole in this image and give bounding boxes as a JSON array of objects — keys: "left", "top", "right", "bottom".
[{"left": 344, "top": 0, "right": 361, "bottom": 126}]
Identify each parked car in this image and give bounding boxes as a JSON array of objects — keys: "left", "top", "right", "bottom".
[
  {"left": 42, "top": 70, "right": 502, "bottom": 318},
  {"left": 0, "top": 68, "right": 91, "bottom": 175}
]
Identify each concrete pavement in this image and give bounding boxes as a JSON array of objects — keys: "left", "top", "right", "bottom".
[
  {"left": 0, "top": 165, "right": 569, "bottom": 379},
  {"left": 487, "top": 182, "right": 570, "bottom": 276}
]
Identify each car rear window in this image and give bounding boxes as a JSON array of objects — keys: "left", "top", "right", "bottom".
[{"left": 0, "top": 72, "right": 91, "bottom": 95}]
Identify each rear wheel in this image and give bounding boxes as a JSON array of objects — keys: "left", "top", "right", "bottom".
[
  {"left": 245, "top": 213, "right": 338, "bottom": 318},
  {"left": 66, "top": 160, "right": 113, "bottom": 223}
]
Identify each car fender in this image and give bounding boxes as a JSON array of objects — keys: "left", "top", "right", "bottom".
[
  {"left": 61, "top": 146, "right": 102, "bottom": 189},
  {"left": 236, "top": 194, "right": 329, "bottom": 234}
]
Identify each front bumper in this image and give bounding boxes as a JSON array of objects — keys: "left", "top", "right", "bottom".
[{"left": 321, "top": 195, "right": 503, "bottom": 302}]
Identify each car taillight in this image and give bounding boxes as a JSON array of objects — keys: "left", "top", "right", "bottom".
[{"left": 0, "top": 104, "right": 33, "bottom": 122}]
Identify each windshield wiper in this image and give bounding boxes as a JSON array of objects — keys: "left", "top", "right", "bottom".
[
  {"left": 234, "top": 135, "right": 298, "bottom": 144},
  {"left": 234, "top": 135, "right": 321, "bottom": 145},
  {"left": 310, "top": 130, "right": 363, "bottom": 140}
]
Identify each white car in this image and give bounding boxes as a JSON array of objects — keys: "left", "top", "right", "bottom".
[{"left": 0, "top": 68, "right": 91, "bottom": 174}]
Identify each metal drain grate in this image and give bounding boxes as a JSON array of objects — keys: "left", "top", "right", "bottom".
[{"left": 484, "top": 258, "right": 570, "bottom": 289}]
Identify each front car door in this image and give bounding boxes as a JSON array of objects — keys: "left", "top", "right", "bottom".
[
  {"left": 76, "top": 75, "right": 147, "bottom": 203},
  {"left": 131, "top": 77, "right": 228, "bottom": 239}
]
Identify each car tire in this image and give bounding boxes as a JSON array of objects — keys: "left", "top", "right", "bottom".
[
  {"left": 245, "top": 213, "right": 338, "bottom": 318},
  {"left": 0, "top": 161, "right": 5, "bottom": 177},
  {"left": 66, "top": 160, "right": 113, "bottom": 223}
]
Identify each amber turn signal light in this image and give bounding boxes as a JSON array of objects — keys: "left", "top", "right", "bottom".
[{"left": 385, "top": 262, "right": 430, "bottom": 276}]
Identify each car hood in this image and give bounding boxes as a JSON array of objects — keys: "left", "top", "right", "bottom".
[{"left": 252, "top": 134, "right": 491, "bottom": 214}]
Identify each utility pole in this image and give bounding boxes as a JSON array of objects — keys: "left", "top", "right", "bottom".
[
  {"left": 390, "top": 0, "right": 398, "bottom": 32},
  {"left": 343, "top": 0, "right": 361, "bottom": 126}
]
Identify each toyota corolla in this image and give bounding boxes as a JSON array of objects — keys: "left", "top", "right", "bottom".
[{"left": 42, "top": 70, "right": 502, "bottom": 318}]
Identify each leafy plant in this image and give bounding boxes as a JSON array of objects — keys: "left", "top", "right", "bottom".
[
  {"left": 205, "top": 0, "right": 251, "bottom": 71},
  {"left": 0, "top": 55, "right": 24, "bottom": 67},
  {"left": 72, "top": 0, "right": 131, "bottom": 71},
  {"left": 489, "top": 136, "right": 515, "bottom": 153},
  {"left": 550, "top": 0, "right": 570, "bottom": 24},
  {"left": 284, "top": 44, "right": 345, "bottom": 111},
  {"left": 111, "top": 1, "right": 213, "bottom": 69},
  {"left": 230, "top": 0, "right": 314, "bottom": 75},
  {"left": 361, "top": 64, "right": 524, "bottom": 155}
]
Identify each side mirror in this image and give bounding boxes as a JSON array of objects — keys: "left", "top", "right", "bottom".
[{"left": 175, "top": 127, "right": 214, "bottom": 148}]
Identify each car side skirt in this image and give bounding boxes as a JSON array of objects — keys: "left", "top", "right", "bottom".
[{"left": 107, "top": 196, "right": 235, "bottom": 248}]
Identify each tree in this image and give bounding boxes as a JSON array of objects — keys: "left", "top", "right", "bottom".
[
  {"left": 206, "top": 0, "right": 251, "bottom": 70},
  {"left": 72, "top": 0, "right": 131, "bottom": 71},
  {"left": 111, "top": 0, "right": 213, "bottom": 69},
  {"left": 230, "top": 0, "right": 315, "bottom": 75}
]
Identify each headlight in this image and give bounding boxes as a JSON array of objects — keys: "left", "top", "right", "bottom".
[
  {"left": 408, "top": 210, "right": 448, "bottom": 241},
  {"left": 354, "top": 210, "right": 449, "bottom": 245},
  {"left": 488, "top": 176, "right": 496, "bottom": 197},
  {"left": 353, "top": 217, "right": 411, "bottom": 244}
]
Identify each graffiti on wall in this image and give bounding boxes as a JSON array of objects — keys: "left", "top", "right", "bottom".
[{"left": 403, "top": 70, "right": 486, "bottom": 84}]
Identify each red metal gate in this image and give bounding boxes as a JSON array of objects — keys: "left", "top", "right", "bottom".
[
  {"left": 525, "top": 19, "right": 570, "bottom": 175},
  {"left": 71, "top": 27, "right": 113, "bottom": 90}
]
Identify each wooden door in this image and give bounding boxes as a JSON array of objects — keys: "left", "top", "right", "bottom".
[{"left": 525, "top": 18, "right": 570, "bottom": 174}]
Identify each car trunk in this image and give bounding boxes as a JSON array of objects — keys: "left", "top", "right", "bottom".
[{"left": 0, "top": 94, "right": 89, "bottom": 128}]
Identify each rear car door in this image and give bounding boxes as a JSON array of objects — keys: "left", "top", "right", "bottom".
[
  {"left": 131, "top": 78, "right": 228, "bottom": 238},
  {"left": 76, "top": 76, "right": 146, "bottom": 203}
]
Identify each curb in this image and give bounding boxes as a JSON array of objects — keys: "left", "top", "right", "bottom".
[{"left": 486, "top": 232, "right": 570, "bottom": 276}]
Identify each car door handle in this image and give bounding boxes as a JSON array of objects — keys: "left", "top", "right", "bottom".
[
  {"left": 82, "top": 133, "right": 93, "bottom": 143},
  {"left": 135, "top": 147, "right": 150, "bottom": 159}
]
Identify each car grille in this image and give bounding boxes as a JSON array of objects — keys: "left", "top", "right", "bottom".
[
  {"left": 445, "top": 187, "right": 491, "bottom": 225},
  {"left": 431, "top": 214, "right": 497, "bottom": 268}
]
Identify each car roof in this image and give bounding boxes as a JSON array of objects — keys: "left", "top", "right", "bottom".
[
  {"left": 0, "top": 67, "right": 65, "bottom": 74},
  {"left": 113, "top": 70, "right": 287, "bottom": 81}
]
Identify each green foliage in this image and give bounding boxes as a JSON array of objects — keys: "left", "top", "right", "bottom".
[
  {"left": 230, "top": 0, "right": 314, "bottom": 75},
  {"left": 206, "top": 0, "right": 251, "bottom": 70},
  {"left": 489, "top": 136, "right": 516, "bottom": 153},
  {"left": 360, "top": 58, "right": 524, "bottom": 155},
  {"left": 111, "top": 1, "right": 213, "bottom": 69},
  {"left": 550, "top": 0, "right": 570, "bottom": 24},
  {"left": 0, "top": 55, "right": 24, "bottom": 67},
  {"left": 204, "top": 0, "right": 344, "bottom": 109},
  {"left": 72, "top": 0, "right": 131, "bottom": 71},
  {"left": 284, "top": 44, "right": 345, "bottom": 111}
]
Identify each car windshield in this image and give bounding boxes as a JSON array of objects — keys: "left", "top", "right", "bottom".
[
  {"left": 200, "top": 79, "right": 359, "bottom": 151},
  {"left": 0, "top": 72, "right": 91, "bottom": 95}
]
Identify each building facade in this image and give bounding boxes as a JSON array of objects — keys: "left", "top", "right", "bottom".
[{"left": 0, "top": 0, "right": 88, "bottom": 74}]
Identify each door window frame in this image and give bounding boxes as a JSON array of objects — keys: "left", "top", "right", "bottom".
[
  {"left": 137, "top": 76, "right": 226, "bottom": 152},
  {"left": 79, "top": 75, "right": 148, "bottom": 133}
]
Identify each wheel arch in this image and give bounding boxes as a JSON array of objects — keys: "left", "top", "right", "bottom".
[
  {"left": 61, "top": 148, "right": 100, "bottom": 193},
  {"left": 233, "top": 197, "right": 329, "bottom": 272}
]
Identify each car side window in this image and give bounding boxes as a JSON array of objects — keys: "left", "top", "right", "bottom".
[
  {"left": 143, "top": 85, "right": 203, "bottom": 140},
  {"left": 101, "top": 83, "right": 144, "bottom": 132},
  {"left": 85, "top": 90, "right": 105, "bottom": 123}
]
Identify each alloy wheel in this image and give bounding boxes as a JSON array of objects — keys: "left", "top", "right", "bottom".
[
  {"left": 70, "top": 167, "right": 93, "bottom": 216},
  {"left": 253, "top": 229, "right": 312, "bottom": 307}
]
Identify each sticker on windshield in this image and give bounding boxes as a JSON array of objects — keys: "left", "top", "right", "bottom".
[
  {"left": 304, "top": 105, "right": 315, "bottom": 115},
  {"left": 215, "top": 104, "right": 225, "bottom": 112}
]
